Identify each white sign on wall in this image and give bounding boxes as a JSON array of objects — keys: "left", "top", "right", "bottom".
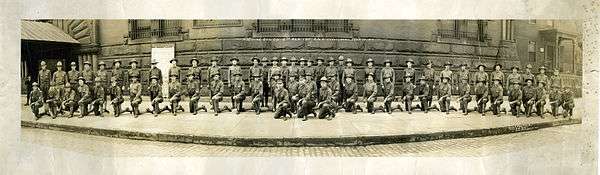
[{"left": 151, "top": 47, "right": 174, "bottom": 97}]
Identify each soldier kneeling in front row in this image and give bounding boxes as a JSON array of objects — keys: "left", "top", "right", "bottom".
[
  {"left": 342, "top": 76, "right": 359, "bottom": 114},
  {"left": 147, "top": 76, "right": 166, "bottom": 116},
  {"left": 273, "top": 79, "right": 291, "bottom": 120},
  {"left": 363, "top": 73, "right": 378, "bottom": 114},
  {"left": 230, "top": 73, "right": 246, "bottom": 115},
  {"left": 210, "top": 73, "right": 225, "bottom": 116},
  {"left": 249, "top": 75, "right": 263, "bottom": 115},
  {"left": 415, "top": 77, "right": 431, "bottom": 113},
  {"left": 168, "top": 74, "right": 183, "bottom": 116},
  {"left": 29, "top": 82, "right": 44, "bottom": 120},
  {"left": 489, "top": 78, "right": 504, "bottom": 117},
  {"left": 62, "top": 83, "right": 78, "bottom": 118},
  {"left": 91, "top": 77, "right": 106, "bottom": 117},
  {"left": 109, "top": 77, "right": 125, "bottom": 117},
  {"left": 45, "top": 81, "right": 60, "bottom": 119},
  {"left": 437, "top": 77, "right": 452, "bottom": 114},
  {"left": 316, "top": 77, "right": 335, "bottom": 120},
  {"left": 77, "top": 77, "right": 92, "bottom": 118}
]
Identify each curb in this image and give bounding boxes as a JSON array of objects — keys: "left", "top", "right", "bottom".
[{"left": 21, "top": 118, "right": 582, "bottom": 147}]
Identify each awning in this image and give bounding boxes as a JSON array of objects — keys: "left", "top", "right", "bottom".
[{"left": 21, "top": 21, "right": 80, "bottom": 44}]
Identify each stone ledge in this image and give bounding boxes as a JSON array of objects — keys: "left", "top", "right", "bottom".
[{"left": 21, "top": 118, "right": 581, "bottom": 147}]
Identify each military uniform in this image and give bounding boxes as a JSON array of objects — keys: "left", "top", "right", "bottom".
[
  {"left": 29, "top": 82, "right": 44, "bottom": 119},
  {"left": 81, "top": 61, "right": 95, "bottom": 84},
  {"left": 534, "top": 82, "right": 547, "bottom": 117},
  {"left": 109, "top": 78, "right": 124, "bottom": 117},
  {"left": 508, "top": 84, "right": 522, "bottom": 116},
  {"left": 91, "top": 77, "right": 105, "bottom": 116},
  {"left": 549, "top": 70, "right": 562, "bottom": 89},
  {"left": 438, "top": 77, "right": 452, "bottom": 113},
  {"left": 168, "top": 75, "right": 183, "bottom": 116},
  {"left": 474, "top": 66, "right": 489, "bottom": 115},
  {"left": 127, "top": 60, "right": 141, "bottom": 84},
  {"left": 380, "top": 59, "right": 395, "bottom": 86},
  {"left": 261, "top": 57, "right": 270, "bottom": 108},
  {"left": 325, "top": 59, "right": 339, "bottom": 82},
  {"left": 287, "top": 57, "right": 300, "bottom": 84},
  {"left": 457, "top": 66, "right": 470, "bottom": 87},
  {"left": 549, "top": 75, "right": 562, "bottom": 117},
  {"left": 489, "top": 79, "right": 504, "bottom": 116},
  {"left": 440, "top": 63, "right": 453, "bottom": 86},
  {"left": 228, "top": 57, "right": 242, "bottom": 87},
  {"left": 188, "top": 58, "right": 202, "bottom": 86},
  {"left": 561, "top": 88, "right": 574, "bottom": 118},
  {"left": 288, "top": 76, "right": 301, "bottom": 113},
  {"left": 128, "top": 77, "right": 143, "bottom": 117},
  {"left": 364, "top": 63, "right": 376, "bottom": 81},
  {"left": 38, "top": 61, "right": 51, "bottom": 99},
  {"left": 298, "top": 75, "right": 318, "bottom": 119},
  {"left": 343, "top": 77, "right": 359, "bottom": 114},
  {"left": 490, "top": 64, "right": 505, "bottom": 85},
  {"left": 45, "top": 82, "right": 60, "bottom": 118},
  {"left": 317, "top": 77, "right": 335, "bottom": 120},
  {"left": 273, "top": 79, "right": 291, "bottom": 120},
  {"left": 96, "top": 62, "right": 109, "bottom": 111},
  {"left": 208, "top": 57, "right": 221, "bottom": 82},
  {"left": 382, "top": 77, "right": 395, "bottom": 114},
  {"left": 52, "top": 62, "right": 67, "bottom": 112},
  {"left": 169, "top": 58, "right": 182, "bottom": 82},
  {"left": 535, "top": 67, "right": 549, "bottom": 88},
  {"left": 404, "top": 59, "right": 415, "bottom": 84},
  {"left": 150, "top": 61, "right": 163, "bottom": 85},
  {"left": 249, "top": 57, "right": 263, "bottom": 81},
  {"left": 415, "top": 78, "right": 431, "bottom": 113},
  {"left": 231, "top": 73, "right": 246, "bottom": 114},
  {"left": 522, "top": 79, "right": 536, "bottom": 117},
  {"left": 363, "top": 73, "right": 378, "bottom": 114},
  {"left": 507, "top": 67, "right": 522, "bottom": 87},
  {"left": 111, "top": 61, "right": 126, "bottom": 90},
  {"left": 458, "top": 80, "right": 471, "bottom": 115},
  {"left": 268, "top": 59, "right": 282, "bottom": 107},
  {"left": 402, "top": 77, "right": 415, "bottom": 114},
  {"left": 280, "top": 57, "right": 289, "bottom": 86},
  {"left": 209, "top": 74, "right": 225, "bottom": 116},
  {"left": 62, "top": 83, "right": 78, "bottom": 118},
  {"left": 77, "top": 77, "right": 92, "bottom": 117},
  {"left": 149, "top": 76, "right": 164, "bottom": 116},
  {"left": 249, "top": 75, "right": 263, "bottom": 114},
  {"left": 314, "top": 57, "right": 326, "bottom": 81}
]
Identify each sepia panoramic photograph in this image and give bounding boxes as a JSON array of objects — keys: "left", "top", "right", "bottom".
[{"left": 2, "top": 0, "right": 598, "bottom": 174}]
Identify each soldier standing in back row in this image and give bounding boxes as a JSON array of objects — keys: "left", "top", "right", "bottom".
[
  {"left": 81, "top": 61, "right": 95, "bottom": 84},
  {"left": 380, "top": 59, "right": 395, "bottom": 89},
  {"left": 490, "top": 64, "right": 505, "bottom": 87},
  {"left": 364, "top": 58, "right": 376, "bottom": 81},
  {"left": 189, "top": 57, "right": 201, "bottom": 87},
  {"left": 457, "top": 63, "right": 470, "bottom": 89},
  {"left": 52, "top": 61, "right": 67, "bottom": 113},
  {"left": 128, "top": 59, "right": 141, "bottom": 85},
  {"left": 96, "top": 61, "right": 109, "bottom": 113},
  {"left": 150, "top": 60, "right": 163, "bottom": 85},
  {"left": 326, "top": 57, "right": 339, "bottom": 104},
  {"left": 111, "top": 60, "right": 126, "bottom": 92},
  {"left": 68, "top": 62, "right": 80, "bottom": 91},
  {"left": 169, "top": 58, "right": 182, "bottom": 83},
  {"left": 440, "top": 62, "right": 453, "bottom": 88},
  {"left": 404, "top": 59, "right": 415, "bottom": 84},
  {"left": 280, "top": 57, "right": 289, "bottom": 87},
  {"left": 507, "top": 66, "right": 522, "bottom": 93},
  {"left": 287, "top": 57, "right": 299, "bottom": 87},
  {"left": 228, "top": 57, "right": 241, "bottom": 90},
  {"left": 535, "top": 66, "right": 548, "bottom": 89},
  {"left": 363, "top": 73, "right": 378, "bottom": 114},
  {"left": 38, "top": 61, "right": 51, "bottom": 100},
  {"left": 261, "top": 57, "right": 270, "bottom": 108}
]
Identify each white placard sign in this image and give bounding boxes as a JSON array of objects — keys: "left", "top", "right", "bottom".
[{"left": 151, "top": 47, "right": 174, "bottom": 98}]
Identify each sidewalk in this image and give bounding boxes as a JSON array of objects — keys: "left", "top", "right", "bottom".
[{"left": 20, "top": 97, "right": 582, "bottom": 147}]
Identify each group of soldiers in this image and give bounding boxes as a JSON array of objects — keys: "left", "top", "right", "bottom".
[{"left": 27, "top": 55, "right": 575, "bottom": 121}]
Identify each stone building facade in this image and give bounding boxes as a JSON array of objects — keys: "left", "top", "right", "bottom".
[{"left": 22, "top": 19, "right": 582, "bottom": 95}]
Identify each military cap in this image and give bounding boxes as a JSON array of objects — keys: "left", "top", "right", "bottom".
[
  {"left": 525, "top": 78, "right": 533, "bottom": 83},
  {"left": 338, "top": 56, "right": 345, "bottom": 61},
  {"left": 290, "top": 57, "right": 297, "bottom": 62},
  {"left": 56, "top": 61, "right": 63, "bottom": 67},
  {"left": 77, "top": 76, "right": 85, "bottom": 81},
  {"left": 494, "top": 63, "right": 503, "bottom": 69},
  {"left": 272, "top": 57, "right": 279, "bottom": 62},
  {"left": 150, "top": 75, "right": 159, "bottom": 80},
  {"left": 441, "top": 76, "right": 451, "bottom": 81},
  {"left": 230, "top": 57, "right": 239, "bottom": 62},
  {"left": 130, "top": 76, "right": 139, "bottom": 80},
  {"left": 211, "top": 72, "right": 221, "bottom": 77},
  {"left": 40, "top": 61, "right": 46, "bottom": 66},
  {"left": 276, "top": 78, "right": 284, "bottom": 83},
  {"left": 477, "top": 64, "right": 486, "bottom": 69},
  {"left": 280, "top": 57, "right": 288, "bottom": 61},
  {"left": 444, "top": 61, "right": 452, "bottom": 66},
  {"left": 345, "top": 58, "right": 353, "bottom": 63},
  {"left": 366, "top": 58, "right": 374, "bottom": 63},
  {"left": 211, "top": 56, "right": 220, "bottom": 62},
  {"left": 129, "top": 59, "right": 138, "bottom": 65},
  {"left": 251, "top": 57, "right": 260, "bottom": 62},
  {"left": 316, "top": 57, "right": 324, "bottom": 61},
  {"left": 526, "top": 64, "right": 533, "bottom": 69},
  {"left": 169, "top": 58, "right": 178, "bottom": 64},
  {"left": 169, "top": 73, "right": 178, "bottom": 77},
  {"left": 406, "top": 59, "right": 414, "bottom": 64},
  {"left": 384, "top": 59, "right": 392, "bottom": 64},
  {"left": 366, "top": 72, "right": 375, "bottom": 77},
  {"left": 539, "top": 66, "right": 546, "bottom": 70},
  {"left": 83, "top": 61, "right": 92, "bottom": 65},
  {"left": 511, "top": 66, "right": 520, "bottom": 70},
  {"left": 98, "top": 61, "right": 106, "bottom": 66},
  {"left": 261, "top": 57, "right": 268, "bottom": 62},
  {"left": 299, "top": 57, "right": 306, "bottom": 62},
  {"left": 71, "top": 62, "right": 77, "bottom": 66},
  {"left": 328, "top": 57, "right": 336, "bottom": 62},
  {"left": 320, "top": 76, "right": 328, "bottom": 81},
  {"left": 233, "top": 72, "right": 242, "bottom": 76},
  {"left": 32, "top": 82, "right": 38, "bottom": 86},
  {"left": 190, "top": 57, "right": 199, "bottom": 64}
]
